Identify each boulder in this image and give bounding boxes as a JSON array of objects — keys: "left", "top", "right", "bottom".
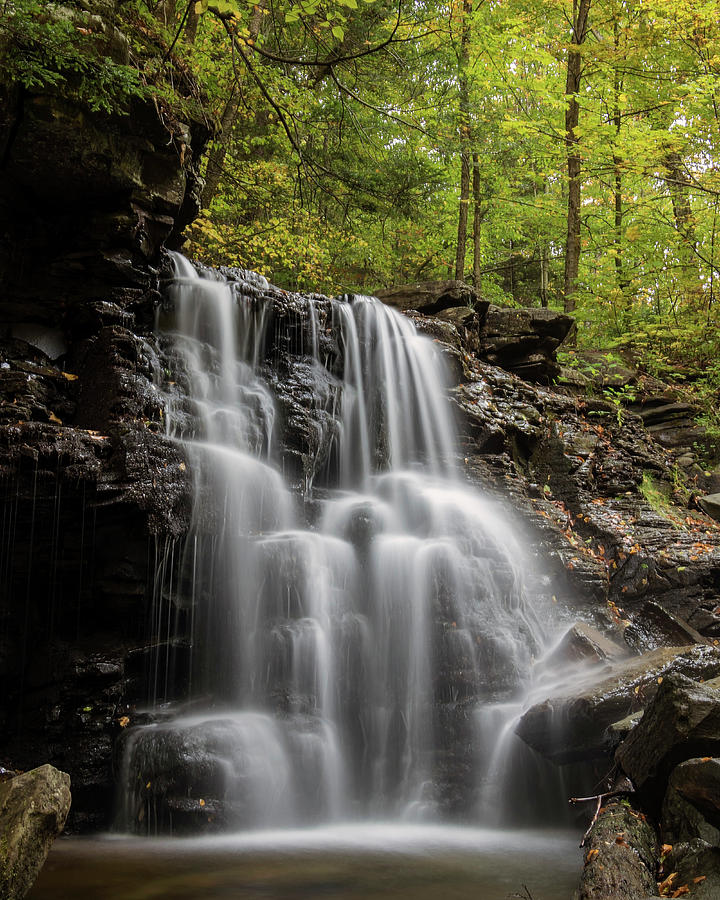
[
  {"left": 662, "top": 757, "right": 720, "bottom": 845},
  {"left": 699, "top": 494, "right": 720, "bottom": 522},
  {"left": 577, "top": 797, "right": 657, "bottom": 900},
  {"left": 573, "top": 351, "right": 638, "bottom": 391},
  {"left": 606, "top": 710, "right": 644, "bottom": 745},
  {"left": 0, "top": 765, "right": 71, "bottom": 900},
  {"left": 660, "top": 840, "right": 720, "bottom": 900},
  {"left": 631, "top": 395, "right": 706, "bottom": 454},
  {"left": 516, "top": 645, "right": 720, "bottom": 764},
  {"left": 476, "top": 305, "right": 574, "bottom": 383},
  {"left": 624, "top": 600, "right": 707, "bottom": 654},
  {"left": 616, "top": 673, "right": 720, "bottom": 795},
  {"left": 435, "top": 306, "right": 481, "bottom": 353},
  {"left": 375, "top": 280, "right": 481, "bottom": 315},
  {"left": 537, "top": 622, "right": 629, "bottom": 672}
]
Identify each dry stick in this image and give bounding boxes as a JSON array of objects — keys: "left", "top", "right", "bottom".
[{"left": 570, "top": 783, "right": 635, "bottom": 848}]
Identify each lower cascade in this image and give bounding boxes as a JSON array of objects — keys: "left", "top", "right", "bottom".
[{"left": 117, "top": 254, "right": 561, "bottom": 833}]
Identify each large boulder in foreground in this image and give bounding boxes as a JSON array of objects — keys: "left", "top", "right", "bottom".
[
  {"left": 0, "top": 764, "right": 71, "bottom": 900},
  {"left": 515, "top": 645, "right": 720, "bottom": 763}
]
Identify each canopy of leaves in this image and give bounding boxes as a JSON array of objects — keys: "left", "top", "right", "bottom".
[{"left": 2, "top": 0, "right": 719, "bottom": 431}]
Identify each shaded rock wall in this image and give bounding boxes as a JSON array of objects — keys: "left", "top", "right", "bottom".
[{"left": 0, "top": 5, "right": 206, "bottom": 829}]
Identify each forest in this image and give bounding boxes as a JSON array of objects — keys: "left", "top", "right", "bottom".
[
  {"left": 3, "top": 0, "right": 719, "bottom": 430},
  {"left": 3, "top": 3, "right": 720, "bottom": 899}
]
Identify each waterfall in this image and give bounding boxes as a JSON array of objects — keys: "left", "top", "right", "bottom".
[{"left": 118, "top": 255, "right": 557, "bottom": 833}]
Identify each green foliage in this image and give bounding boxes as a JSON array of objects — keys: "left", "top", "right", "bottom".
[
  {"left": 638, "top": 472, "right": 683, "bottom": 527},
  {"left": 0, "top": 0, "right": 147, "bottom": 112},
  {"left": 9, "top": 0, "right": 718, "bottom": 434}
]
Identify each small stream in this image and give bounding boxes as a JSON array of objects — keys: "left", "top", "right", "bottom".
[{"left": 28, "top": 826, "right": 581, "bottom": 900}]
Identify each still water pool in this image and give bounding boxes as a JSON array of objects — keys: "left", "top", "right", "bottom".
[{"left": 28, "top": 825, "right": 581, "bottom": 900}]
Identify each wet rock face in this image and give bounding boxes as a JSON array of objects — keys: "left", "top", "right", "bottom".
[
  {"left": 516, "top": 646, "right": 720, "bottom": 764},
  {"left": 615, "top": 674, "right": 720, "bottom": 799},
  {"left": 0, "top": 6, "right": 206, "bottom": 828},
  {"left": 624, "top": 600, "right": 707, "bottom": 654}
]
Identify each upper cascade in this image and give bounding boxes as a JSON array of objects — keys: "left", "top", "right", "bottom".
[{"left": 118, "top": 254, "right": 557, "bottom": 833}]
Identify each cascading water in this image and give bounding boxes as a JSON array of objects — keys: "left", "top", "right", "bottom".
[{"left": 118, "top": 254, "right": 561, "bottom": 833}]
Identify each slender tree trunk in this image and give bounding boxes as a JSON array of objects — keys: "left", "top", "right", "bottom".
[
  {"left": 184, "top": 5, "right": 200, "bottom": 43},
  {"left": 663, "top": 149, "right": 697, "bottom": 278},
  {"left": 159, "top": 0, "right": 178, "bottom": 26},
  {"left": 539, "top": 244, "right": 549, "bottom": 307},
  {"left": 455, "top": 0, "right": 472, "bottom": 282},
  {"left": 472, "top": 152, "right": 482, "bottom": 290},
  {"left": 563, "top": 0, "right": 591, "bottom": 314},
  {"left": 201, "top": 89, "right": 241, "bottom": 208},
  {"left": 612, "top": 24, "right": 629, "bottom": 298},
  {"left": 508, "top": 238, "right": 517, "bottom": 301},
  {"left": 200, "top": 1, "right": 266, "bottom": 209},
  {"left": 456, "top": 152, "right": 470, "bottom": 280}
]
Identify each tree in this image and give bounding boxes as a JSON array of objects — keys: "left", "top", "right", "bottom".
[{"left": 563, "top": 0, "right": 591, "bottom": 313}]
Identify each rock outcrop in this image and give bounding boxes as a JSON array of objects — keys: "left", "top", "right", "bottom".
[
  {"left": 0, "top": 764, "right": 71, "bottom": 900},
  {"left": 391, "top": 282, "right": 574, "bottom": 383},
  {"left": 516, "top": 646, "right": 720, "bottom": 764},
  {"left": 475, "top": 304, "right": 574, "bottom": 382},
  {"left": 0, "top": 1, "right": 205, "bottom": 830},
  {"left": 616, "top": 674, "right": 720, "bottom": 799},
  {"left": 374, "top": 279, "right": 480, "bottom": 315}
]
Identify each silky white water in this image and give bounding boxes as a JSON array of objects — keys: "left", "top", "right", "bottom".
[{"left": 118, "top": 255, "right": 560, "bottom": 833}]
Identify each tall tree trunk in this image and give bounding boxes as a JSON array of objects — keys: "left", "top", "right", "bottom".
[
  {"left": 455, "top": 0, "right": 472, "bottom": 282},
  {"left": 159, "top": 0, "right": 178, "bottom": 26},
  {"left": 201, "top": 1, "right": 266, "bottom": 209},
  {"left": 563, "top": 0, "right": 591, "bottom": 314},
  {"left": 663, "top": 149, "right": 697, "bottom": 282},
  {"left": 201, "top": 88, "right": 241, "bottom": 208},
  {"left": 472, "top": 152, "right": 483, "bottom": 290},
  {"left": 456, "top": 152, "right": 470, "bottom": 280},
  {"left": 612, "top": 23, "right": 629, "bottom": 298},
  {"left": 184, "top": 5, "right": 200, "bottom": 43},
  {"left": 539, "top": 244, "right": 549, "bottom": 307}
]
